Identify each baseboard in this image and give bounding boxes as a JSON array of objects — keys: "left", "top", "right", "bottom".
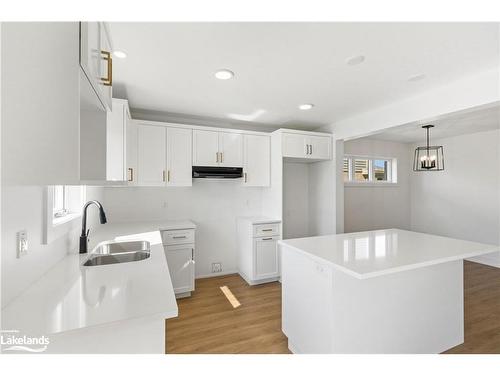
[{"left": 195, "top": 269, "right": 238, "bottom": 279}]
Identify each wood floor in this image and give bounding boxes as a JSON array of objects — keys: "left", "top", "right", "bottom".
[{"left": 166, "top": 261, "right": 500, "bottom": 354}]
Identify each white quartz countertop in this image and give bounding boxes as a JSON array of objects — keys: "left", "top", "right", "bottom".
[
  {"left": 159, "top": 220, "right": 196, "bottom": 231},
  {"left": 279, "top": 229, "right": 500, "bottom": 279},
  {"left": 1, "top": 221, "right": 180, "bottom": 336},
  {"left": 237, "top": 216, "right": 282, "bottom": 224}
]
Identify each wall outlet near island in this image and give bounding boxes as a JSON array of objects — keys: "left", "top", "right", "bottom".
[{"left": 212, "top": 262, "right": 222, "bottom": 273}]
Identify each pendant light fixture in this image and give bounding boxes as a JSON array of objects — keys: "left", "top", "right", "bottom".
[{"left": 413, "top": 125, "right": 444, "bottom": 171}]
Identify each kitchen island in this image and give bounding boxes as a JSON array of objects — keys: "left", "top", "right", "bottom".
[
  {"left": 279, "top": 229, "right": 499, "bottom": 354},
  {"left": 1, "top": 221, "right": 183, "bottom": 354}
]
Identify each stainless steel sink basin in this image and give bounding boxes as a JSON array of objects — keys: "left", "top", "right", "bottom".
[
  {"left": 94, "top": 240, "right": 150, "bottom": 254},
  {"left": 83, "top": 240, "right": 151, "bottom": 267}
]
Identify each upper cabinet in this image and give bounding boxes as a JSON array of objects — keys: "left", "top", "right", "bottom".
[
  {"left": 193, "top": 130, "right": 243, "bottom": 167},
  {"left": 282, "top": 131, "right": 332, "bottom": 161},
  {"left": 243, "top": 135, "right": 271, "bottom": 187},
  {"left": 136, "top": 123, "right": 193, "bottom": 187},
  {"left": 137, "top": 125, "right": 167, "bottom": 186},
  {"left": 166, "top": 127, "right": 193, "bottom": 186},
  {"left": 2, "top": 23, "right": 111, "bottom": 185},
  {"left": 219, "top": 132, "right": 243, "bottom": 167},
  {"left": 106, "top": 99, "right": 130, "bottom": 181},
  {"left": 126, "top": 116, "right": 138, "bottom": 185},
  {"left": 192, "top": 130, "right": 219, "bottom": 167},
  {"left": 79, "top": 22, "right": 113, "bottom": 111}
]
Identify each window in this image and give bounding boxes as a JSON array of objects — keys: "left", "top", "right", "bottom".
[
  {"left": 43, "top": 185, "right": 86, "bottom": 244},
  {"left": 343, "top": 155, "right": 396, "bottom": 184},
  {"left": 51, "top": 186, "right": 86, "bottom": 224}
]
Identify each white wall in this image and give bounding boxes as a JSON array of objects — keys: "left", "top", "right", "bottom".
[
  {"left": 343, "top": 138, "right": 411, "bottom": 233},
  {"left": 1, "top": 186, "right": 103, "bottom": 307},
  {"left": 410, "top": 129, "right": 500, "bottom": 266},
  {"left": 283, "top": 162, "right": 310, "bottom": 239},
  {"left": 102, "top": 181, "right": 264, "bottom": 277}
]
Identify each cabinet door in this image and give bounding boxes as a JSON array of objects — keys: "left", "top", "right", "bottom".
[
  {"left": 308, "top": 135, "right": 331, "bottom": 160},
  {"left": 219, "top": 132, "right": 243, "bottom": 167},
  {"left": 254, "top": 237, "right": 279, "bottom": 279},
  {"left": 79, "top": 22, "right": 110, "bottom": 111},
  {"left": 166, "top": 127, "right": 192, "bottom": 186},
  {"left": 99, "top": 24, "right": 113, "bottom": 110},
  {"left": 126, "top": 114, "right": 138, "bottom": 185},
  {"left": 137, "top": 125, "right": 166, "bottom": 185},
  {"left": 106, "top": 100, "right": 126, "bottom": 181},
  {"left": 282, "top": 133, "right": 307, "bottom": 158},
  {"left": 192, "top": 129, "right": 219, "bottom": 166},
  {"left": 165, "top": 245, "right": 195, "bottom": 294},
  {"left": 243, "top": 135, "right": 270, "bottom": 187}
]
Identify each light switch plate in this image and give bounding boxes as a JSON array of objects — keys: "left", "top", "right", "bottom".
[{"left": 17, "top": 230, "right": 28, "bottom": 258}]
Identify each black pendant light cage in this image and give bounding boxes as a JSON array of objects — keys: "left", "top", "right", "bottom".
[{"left": 413, "top": 125, "right": 444, "bottom": 172}]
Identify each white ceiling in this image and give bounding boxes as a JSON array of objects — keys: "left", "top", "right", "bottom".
[
  {"left": 366, "top": 104, "right": 500, "bottom": 143},
  {"left": 108, "top": 22, "right": 499, "bottom": 130}
]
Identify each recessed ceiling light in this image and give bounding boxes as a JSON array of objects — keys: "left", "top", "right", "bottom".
[
  {"left": 346, "top": 55, "right": 365, "bottom": 66},
  {"left": 215, "top": 69, "right": 234, "bottom": 80},
  {"left": 408, "top": 74, "right": 426, "bottom": 82},
  {"left": 299, "top": 103, "right": 314, "bottom": 110},
  {"left": 113, "top": 50, "right": 127, "bottom": 59}
]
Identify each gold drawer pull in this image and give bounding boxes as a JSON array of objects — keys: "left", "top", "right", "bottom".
[
  {"left": 262, "top": 229, "right": 273, "bottom": 232},
  {"left": 128, "top": 168, "right": 134, "bottom": 182}
]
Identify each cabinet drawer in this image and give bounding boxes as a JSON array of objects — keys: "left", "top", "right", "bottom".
[
  {"left": 253, "top": 223, "right": 280, "bottom": 237},
  {"left": 162, "top": 229, "right": 195, "bottom": 245}
]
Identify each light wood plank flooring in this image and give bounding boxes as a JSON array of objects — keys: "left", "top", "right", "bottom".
[{"left": 166, "top": 261, "right": 500, "bottom": 354}]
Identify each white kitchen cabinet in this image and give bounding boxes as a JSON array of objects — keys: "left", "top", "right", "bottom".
[
  {"left": 137, "top": 125, "right": 166, "bottom": 186},
  {"left": 161, "top": 222, "right": 197, "bottom": 298},
  {"left": 255, "top": 237, "right": 280, "bottom": 279},
  {"left": 309, "top": 135, "right": 331, "bottom": 159},
  {"left": 193, "top": 129, "right": 219, "bottom": 166},
  {"left": 237, "top": 217, "right": 282, "bottom": 285},
  {"left": 192, "top": 130, "right": 243, "bottom": 167},
  {"left": 219, "top": 132, "right": 243, "bottom": 167},
  {"left": 282, "top": 131, "right": 332, "bottom": 161},
  {"left": 243, "top": 135, "right": 270, "bottom": 187},
  {"left": 126, "top": 118, "right": 138, "bottom": 185},
  {"left": 164, "top": 244, "right": 195, "bottom": 295},
  {"left": 2, "top": 23, "right": 111, "bottom": 185},
  {"left": 106, "top": 99, "right": 130, "bottom": 181},
  {"left": 282, "top": 132, "right": 307, "bottom": 158},
  {"left": 166, "top": 127, "right": 193, "bottom": 186},
  {"left": 79, "top": 22, "right": 113, "bottom": 111}
]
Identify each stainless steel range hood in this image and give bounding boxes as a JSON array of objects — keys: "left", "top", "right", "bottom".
[{"left": 192, "top": 166, "right": 243, "bottom": 179}]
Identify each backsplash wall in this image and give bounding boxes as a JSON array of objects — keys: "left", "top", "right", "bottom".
[{"left": 102, "top": 180, "right": 265, "bottom": 277}]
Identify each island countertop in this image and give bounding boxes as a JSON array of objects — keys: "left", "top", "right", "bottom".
[
  {"left": 279, "top": 229, "right": 499, "bottom": 279},
  {"left": 1, "top": 221, "right": 186, "bottom": 336}
]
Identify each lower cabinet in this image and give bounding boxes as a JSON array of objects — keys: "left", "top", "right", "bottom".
[
  {"left": 162, "top": 226, "right": 196, "bottom": 298},
  {"left": 164, "top": 244, "right": 194, "bottom": 295},
  {"left": 237, "top": 217, "right": 282, "bottom": 285},
  {"left": 255, "top": 236, "right": 280, "bottom": 279}
]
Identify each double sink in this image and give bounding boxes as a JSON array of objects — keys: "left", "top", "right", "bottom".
[{"left": 83, "top": 240, "right": 151, "bottom": 267}]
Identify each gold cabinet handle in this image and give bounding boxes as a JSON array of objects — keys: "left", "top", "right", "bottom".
[
  {"left": 128, "top": 168, "right": 134, "bottom": 182},
  {"left": 216, "top": 152, "right": 219, "bottom": 163},
  {"left": 100, "top": 50, "right": 112, "bottom": 86},
  {"left": 162, "top": 170, "right": 166, "bottom": 182},
  {"left": 220, "top": 152, "right": 223, "bottom": 163},
  {"left": 167, "top": 170, "right": 171, "bottom": 182},
  {"left": 244, "top": 172, "right": 247, "bottom": 183}
]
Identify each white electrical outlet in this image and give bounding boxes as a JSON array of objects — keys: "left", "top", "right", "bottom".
[
  {"left": 17, "top": 230, "right": 28, "bottom": 258},
  {"left": 212, "top": 262, "right": 222, "bottom": 273}
]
